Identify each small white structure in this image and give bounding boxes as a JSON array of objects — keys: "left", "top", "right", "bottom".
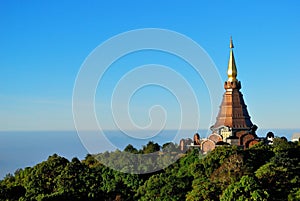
[
  {"left": 292, "top": 133, "right": 300, "bottom": 142},
  {"left": 266, "top": 132, "right": 274, "bottom": 145}
]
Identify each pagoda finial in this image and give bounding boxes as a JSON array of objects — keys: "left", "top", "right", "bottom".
[
  {"left": 227, "top": 36, "right": 237, "bottom": 82},
  {"left": 230, "top": 36, "right": 234, "bottom": 49}
]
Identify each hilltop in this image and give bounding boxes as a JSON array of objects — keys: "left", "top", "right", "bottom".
[{"left": 0, "top": 138, "right": 299, "bottom": 201}]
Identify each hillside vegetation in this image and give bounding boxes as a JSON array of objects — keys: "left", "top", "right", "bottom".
[{"left": 0, "top": 138, "right": 299, "bottom": 201}]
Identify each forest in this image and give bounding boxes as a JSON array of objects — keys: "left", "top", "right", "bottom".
[{"left": 0, "top": 138, "right": 299, "bottom": 201}]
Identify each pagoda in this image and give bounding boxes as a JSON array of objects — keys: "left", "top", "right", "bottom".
[{"left": 207, "top": 37, "right": 258, "bottom": 149}]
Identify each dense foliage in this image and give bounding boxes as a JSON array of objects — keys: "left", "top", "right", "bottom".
[{"left": 1, "top": 139, "right": 299, "bottom": 201}]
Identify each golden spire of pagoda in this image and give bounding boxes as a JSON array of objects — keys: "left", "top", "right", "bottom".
[{"left": 227, "top": 36, "right": 237, "bottom": 82}]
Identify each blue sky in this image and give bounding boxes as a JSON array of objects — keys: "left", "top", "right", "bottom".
[{"left": 0, "top": 1, "right": 299, "bottom": 130}]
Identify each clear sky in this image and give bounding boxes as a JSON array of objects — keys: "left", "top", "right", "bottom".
[{"left": 0, "top": 1, "right": 299, "bottom": 131}]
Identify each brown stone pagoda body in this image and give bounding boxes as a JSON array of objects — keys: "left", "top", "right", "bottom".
[
  {"left": 190, "top": 38, "right": 259, "bottom": 153},
  {"left": 208, "top": 37, "right": 258, "bottom": 149},
  {"left": 214, "top": 37, "right": 253, "bottom": 131}
]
